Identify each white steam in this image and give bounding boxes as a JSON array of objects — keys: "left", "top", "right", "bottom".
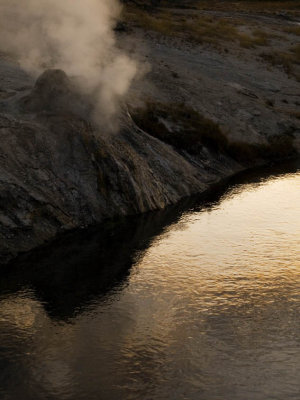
[{"left": 0, "top": 0, "right": 137, "bottom": 124}]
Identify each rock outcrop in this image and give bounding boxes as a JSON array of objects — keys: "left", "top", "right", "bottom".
[
  {"left": 0, "top": 66, "right": 239, "bottom": 263},
  {"left": 20, "top": 69, "right": 90, "bottom": 117},
  {"left": 0, "top": 58, "right": 298, "bottom": 264}
]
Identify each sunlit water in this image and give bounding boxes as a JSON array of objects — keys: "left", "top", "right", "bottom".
[{"left": 0, "top": 163, "right": 299, "bottom": 400}]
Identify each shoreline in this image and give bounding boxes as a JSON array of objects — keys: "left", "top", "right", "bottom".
[
  {"left": 0, "top": 2, "right": 299, "bottom": 264},
  {"left": 2, "top": 156, "right": 298, "bottom": 268}
]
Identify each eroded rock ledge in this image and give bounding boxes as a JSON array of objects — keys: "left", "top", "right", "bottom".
[{"left": 0, "top": 65, "right": 298, "bottom": 264}]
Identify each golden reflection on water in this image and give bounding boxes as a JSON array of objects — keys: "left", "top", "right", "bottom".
[
  {"left": 127, "top": 173, "right": 300, "bottom": 339},
  {"left": 134, "top": 172, "right": 300, "bottom": 286},
  {"left": 114, "top": 171, "right": 300, "bottom": 398},
  {"left": 0, "top": 169, "right": 299, "bottom": 400}
]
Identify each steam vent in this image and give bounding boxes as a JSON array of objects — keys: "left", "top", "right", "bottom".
[{"left": 0, "top": 1, "right": 299, "bottom": 399}]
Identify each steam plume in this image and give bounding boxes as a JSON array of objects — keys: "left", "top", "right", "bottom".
[{"left": 0, "top": 0, "right": 137, "bottom": 125}]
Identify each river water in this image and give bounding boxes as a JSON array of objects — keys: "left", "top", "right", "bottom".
[{"left": 0, "top": 162, "right": 299, "bottom": 400}]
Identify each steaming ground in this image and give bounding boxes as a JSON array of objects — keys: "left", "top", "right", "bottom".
[
  {"left": 0, "top": 0, "right": 138, "bottom": 125},
  {"left": 0, "top": 3, "right": 299, "bottom": 263}
]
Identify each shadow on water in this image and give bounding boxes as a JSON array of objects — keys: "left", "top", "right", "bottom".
[
  {"left": 0, "top": 159, "right": 299, "bottom": 320},
  {"left": 0, "top": 205, "right": 193, "bottom": 320}
]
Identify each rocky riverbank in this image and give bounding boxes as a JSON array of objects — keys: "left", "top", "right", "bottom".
[{"left": 0, "top": 2, "right": 299, "bottom": 264}]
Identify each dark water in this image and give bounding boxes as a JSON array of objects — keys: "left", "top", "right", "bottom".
[{"left": 0, "top": 162, "right": 299, "bottom": 400}]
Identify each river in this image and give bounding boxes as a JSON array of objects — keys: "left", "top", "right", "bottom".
[{"left": 0, "top": 161, "right": 299, "bottom": 400}]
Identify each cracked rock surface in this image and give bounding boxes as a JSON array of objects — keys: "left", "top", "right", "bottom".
[
  {"left": 0, "top": 62, "right": 240, "bottom": 263},
  {"left": 0, "top": 33, "right": 299, "bottom": 263}
]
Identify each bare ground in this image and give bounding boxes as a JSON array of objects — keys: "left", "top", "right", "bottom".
[{"left": 122, "top": 4, "right": 300, "bottom": 149}]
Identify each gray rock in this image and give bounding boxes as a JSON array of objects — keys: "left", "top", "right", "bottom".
[
  {"left": 277, "top": 120, "right": 297, "bottom": 136},
  {"left": 19, "top": 69, "right": 91, "bottom": 118},
  {"left": 227, "top": 82, "right": 259, "bottom": 99},
  {"left": 1, "top": 67, "right": 237, "bottom": 263},
  {"left": 0, "top": 45, "right": 299, "bottom": 264}
]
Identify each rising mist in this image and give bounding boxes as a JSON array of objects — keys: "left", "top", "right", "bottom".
[{"left": 0, "top": 0, "right": 138, "bottom": 125}]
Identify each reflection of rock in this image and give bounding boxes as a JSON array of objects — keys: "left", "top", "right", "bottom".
[
  {"left": 0, "top": 205, "right": 188, "bottom": 319},
  {"left": 2, "top": 158, "right": 298, "bottom": 320}
]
